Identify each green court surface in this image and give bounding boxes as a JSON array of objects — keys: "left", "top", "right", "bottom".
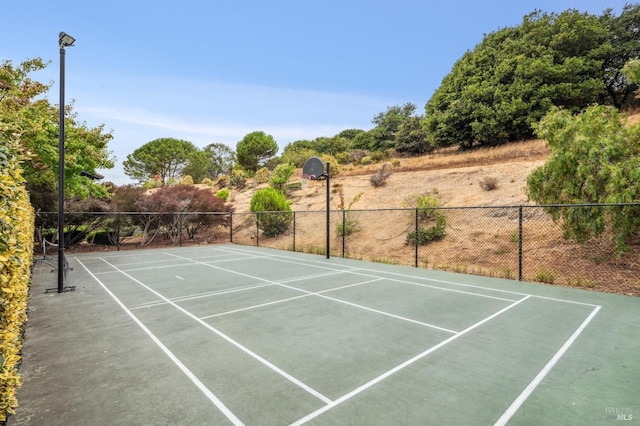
[{"left": 14, "top": 244, "right": 639, "bottom": 425}]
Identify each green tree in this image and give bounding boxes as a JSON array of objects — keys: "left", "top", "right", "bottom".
[
  {"left": 395, "top": 115, "right": 432, "bottom": 155},
  {"left": 1, "top": 58, "right": 114, "bottom": 210},
  {"left": 236, "top": 131, "right": 278, "bottom": 172},
  {"left": 123, "top": 138, "right": 198, "bottom": 185},
  {"left": 600, "top": 4, "right": 640, "bottom": 108},
  {"left": 370, "top": 103, "right": 417, "bottom": 151},
  {"left": 424, "top": 9, "right": 611, "bottom": 149},
  {"left": 269, "top": 163, "right": 295, "bottom": 192},
  {"left": 202, "top": 142, "right": 236, "bottom": 177},
  {"left": 527, "top": 105, "right": 640, "bottom": 252},
  {"left": 250, "top": 187, "right": 293, "bottom": 237}
]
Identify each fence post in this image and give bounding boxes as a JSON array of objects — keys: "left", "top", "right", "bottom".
[
  {"left": 178, "top": 213, "right": 183, "bottom": 247},
  {"left": 341, "top": 209, "right": 346, "bottom": 257},
  {"left": 255, "top": 213, "right": 259, "bottom": 247},
  {"left": 415, "top": 208, "right": 419, "bottom": 267},
  {"left": 116, "top": 212, "right": 121, "bottom": 251},
  {"left": 292, "top": 211, "right": 296, "bottom": 252},
  {"left": 518, "top": 206, "right": 523, "bottom": 281},
  {"left": 229, "top": 212, "right": 233, "bottom": 243}
]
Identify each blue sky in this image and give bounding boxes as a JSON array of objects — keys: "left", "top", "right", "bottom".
[{"left": 4, "top": 1, "right": 630, "bottom": 184}]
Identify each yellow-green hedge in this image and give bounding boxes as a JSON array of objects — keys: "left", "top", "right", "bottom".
[{"left": 0, "top": 149, "right": 34, "bottom": 422}]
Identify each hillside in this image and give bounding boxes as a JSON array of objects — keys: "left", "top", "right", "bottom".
[
  {"left": 224, "top": 136, "right": 639, "bottom": 297},
  {"left": 232, "top": 139, "right": 550, "bottom": 213}
]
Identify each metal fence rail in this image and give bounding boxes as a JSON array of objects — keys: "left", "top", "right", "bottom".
[{"left": 37, "top": 203, "right": 640, "bottom": 294}]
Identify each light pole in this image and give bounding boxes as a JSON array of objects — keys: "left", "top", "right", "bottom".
[{"left": 58, "top": 31, "right": 75, "bottom": 293}]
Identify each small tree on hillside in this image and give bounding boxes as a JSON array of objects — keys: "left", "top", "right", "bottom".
[
  {"left": 250, "top": 187, "right": 293, "bottom": 237},
  {"left": 269, "top": 163, "right": 295, "bottom": 192},
  {"left": 527, "top": 105, "right": 640, "bottom": 252}
]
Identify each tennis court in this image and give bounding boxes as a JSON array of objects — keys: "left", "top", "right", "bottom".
[{"left": 15, "top": 244, "right": 639, "bottom": 425}]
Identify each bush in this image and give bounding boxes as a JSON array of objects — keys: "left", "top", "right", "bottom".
[
  {"left": 369, "top": 163, "right": 392, "bottom": 187},
  {"left": 254, "top": 167, "right": 271, "bottom": 184},
  {"left": 403, "top": 191, "right": 443, "bottom": 222},
  {"left": 0, "top": 145, "right": 35, "bottom": 421},
  {"left": 350, "top": 149, "right": 369, "bottom": 163},
  {"left": 335, "top": 152, "right": 352, "bottom": 164},
  {"left": 269, "top": 163, "right": 295, "bottom": 192},
  {"left": 320, "top": 154, "right": 341, "bottom": 177},
  {"left": 250, "top": 187, "right": 293, "bottom": 237},
  {"left": 406, "top": 214, "right": 447, "bottom": 245},
  {"left": 182, "top": 175, "right": 194, "bottom": 185},
  {"left": 230, "top": 169, "right": 247, "bottom": 189},
  {"left": 370, "top": 151, "right": 386, "bottom": 162},
  {"left": 361, "top": 156, "right": 373, "bottom": 165},
  {"left": 215, "top": 175, "right": 230, "bottom": 188},
  {"left": 479, "top": 176, "right": 498, "bottom": 191},
  {"left": 201, "top": 177, "right": 214, "bottom": 186},
  {"left": 216, "top": 188, "right": 230, "bottom": 201}
]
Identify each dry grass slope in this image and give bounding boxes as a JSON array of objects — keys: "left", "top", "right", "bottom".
[{"left": 228, "top": 137, "right": 639, "bottom": 297}]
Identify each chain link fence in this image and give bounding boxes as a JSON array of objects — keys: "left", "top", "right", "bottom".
[{"left": 37, "top": 204, "right": 640, "bottom": 295}]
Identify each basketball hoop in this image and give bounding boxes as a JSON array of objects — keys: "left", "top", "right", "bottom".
[{"left": 299, "top": 174, "right": 312, "bottom": 189}]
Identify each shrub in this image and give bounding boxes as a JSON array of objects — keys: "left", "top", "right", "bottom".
[
  {"left": 369, "top": 163, "right": 392, "bottom": 187},
  {"left": 391, "top": 159, "right": 401, "bottom": 167},
  {"left": 269, "top": 163, "right": 295, "bottom": 192},
  {"left": 535, "top": 268, "right": 555, "bottom": 284},
  {"left": 406, "top": 214, "right": 447, "bottom": 245},
  {"left": 335, "top": 152, "right": 352, "bottom": 164},
  {"left": 201, "top": 177, "right": 214, "bottom": 186},
  {"left": 215, "top": 175, "right": 230, "bottom": 188},
  {"left": 370, "top": 151, "right": 386, "bottom": 162},
  {"left": 250, "top": 187, "right": 293, "bottom": 237},
  {"left": 320, "top": 154, "right": 341, "bottom": 177},
  {"left": 361, "top": 156, "right": 373, "bottom": 165},
  {"left": 254, "top": 167, "right": 271, "bottom": 184},
  {"left": 230, "top": 169, "right": 247, "bottom": 189},
  {"left": 335, "top": 188, "right": 363, "bottom": 237},
  {"left": 350, "top": 149, "right": 369, "bottom": 163},
  {"left": 480, "top": 176, "right": 498, "bottom": 191},
  {"left": 0, "top": 145, "right": 35, "bottom": 421},
  {"left": 403, "top": 191, "right": 443, "bottom": 222},
  {"left": 182, "top": 175, "right": 194, "bottom": 185},
  {"left": 216, "top": 188, "right": 230, "bottom": 201}
]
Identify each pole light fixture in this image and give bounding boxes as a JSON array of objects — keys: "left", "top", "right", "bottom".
[{"left": 57, "top": 32, "right": 75, "bottom": 293}]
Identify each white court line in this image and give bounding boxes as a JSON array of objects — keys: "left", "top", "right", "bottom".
[
  {"left": 217, "top": 246, "right": 521, "bottom": 303},
  {"left": 290, "top": 295, "right": 532, "bottom": 426},
  {"left": 98, "top": 257, "right": 332, "bottom": 405},
  {"left": 131, "top": 269, "right": 353, "bottom": 310},
  {"left": 221, "top": 246, "right": 599, "bottom": 307},
  {"left": 131, "top": 282, "right": 275, "bottom": 310},
  {"left": 74, "top": 258, "right": 244, "bottom": 426},
  {"left": 164, "top": 253, "right": 457, "bottom": 334},
  {"left": 494, "top": 305, "right": 601, "bottom": 426},
  {"left": 200, "top": 278, "right": 384, "bottom": 320},
  {"left": 278, "top": 281, "right": 458, "bottom": 334}
]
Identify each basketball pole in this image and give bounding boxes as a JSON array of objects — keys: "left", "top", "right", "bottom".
[{"left": 325, "top": 162, "right": 330, "bottom": 259}]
